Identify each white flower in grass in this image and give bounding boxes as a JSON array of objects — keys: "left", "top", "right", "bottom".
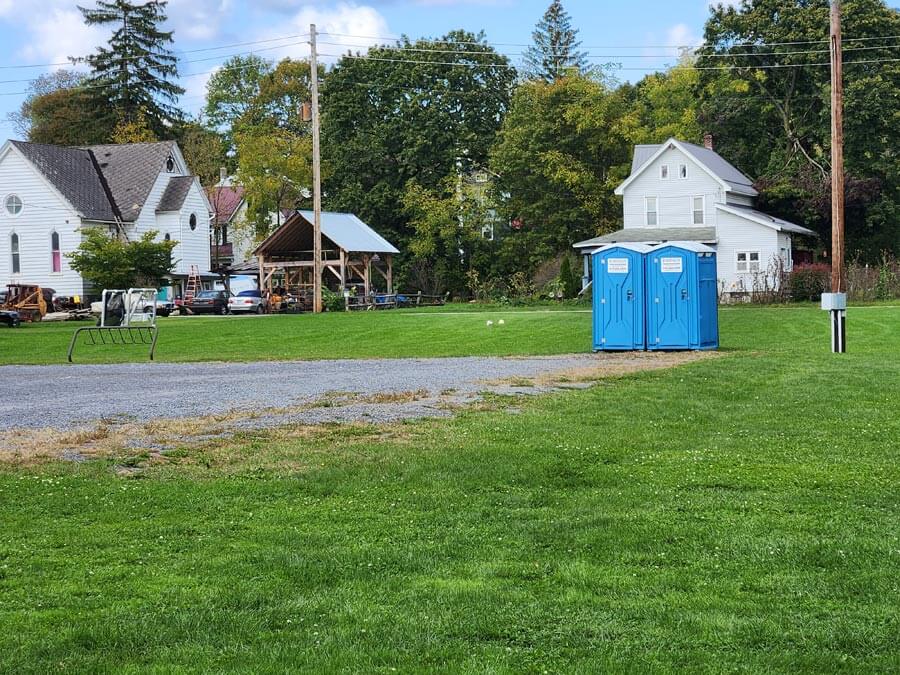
[
  {"left": 498, "top": 319, "right": 505, "bottom": 325},
  {"left": 486, "top": 320, "right": 494, "bottom": 327}
]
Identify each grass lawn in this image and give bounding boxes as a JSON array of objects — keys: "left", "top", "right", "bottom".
[
  {"left": 1, "top": 305, "right": 899, "bottom": 671},
  {"left": 0, "top": 304, "right": 592, "bottom": 365}
]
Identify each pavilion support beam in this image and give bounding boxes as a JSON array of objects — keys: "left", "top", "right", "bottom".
[
  {"left": 363, "top": 254, "right": 371, "bottom": 298},
  {"left": 257, "top": 255, "right": 266, "bottom": 299},
  {"left": 386, "top": 254, "right": 393, "bottom": 294}
]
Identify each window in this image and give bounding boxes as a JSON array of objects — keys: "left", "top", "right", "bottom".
[
  {"left": 736, "top": 251, "right": 760, "bottom": 273},
  {"left": 660, "top": 165, "right": 669, "bottom": 179},
  {"left": 780, "top": 246, "right": 792, "bottom": 271},
  {"left": 5, "top": 194, "right": 23, "bottom": 216},
  {"left": 679, "top": 164, "right": 688, "bottom": 179},
  {"left": 692, "top": 196, "right": 705, "bottom": 225},
  {"left": 166, "top": 155, "right": 175, "bottom": 172},
  {"left": 51, "top": 231, "right": 61, "bottom": 273},
  {"left": 164, "top": 232, "right": 171, "bottom": 241},
  {"left": 645, "top": 197, "right": 658, "bottom": 226},
  {"left": 189, "top": 214, "right": 197, "bottom": 231},
  {"left": 10, "top": 233, "right": 20, "bottom": 274}
]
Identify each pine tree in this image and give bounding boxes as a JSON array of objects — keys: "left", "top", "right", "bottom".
[
  {"left": 523, "top": 0, "right": 588, "bottom": 82},
  {"left": 76, "top": 0, "right": 184, "bottom": 135}
]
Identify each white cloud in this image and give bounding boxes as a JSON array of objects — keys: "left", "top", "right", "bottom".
[
  {"left": 167, "top": 0, "right": 234, "bottom": 42},
  {"left": 18, "top": 6, "right": 109, "bottom": 70},
  {"left": 665, "top": 23, "right": 702, "bottom": 50},
  {"left": 255, "top": 3, "right": 393, "bottom": 64}
]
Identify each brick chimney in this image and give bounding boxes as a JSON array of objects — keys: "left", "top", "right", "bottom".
[{"left": 703, "top": 133, "right": 714, "bottom": 150}]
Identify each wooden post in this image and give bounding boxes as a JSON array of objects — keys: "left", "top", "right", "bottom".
[
  {"left": 310, "top": 24, "right": 323, "bottom": 313},
  {"left": 830, "top": 1, "right": 845, "bottom": 294},
  {"left": 257, "top": 254, "right": 265, "bottom": 301},
  {"left": 826, "top": 0, "right": 847, "bottom": 353},
  {"left": 363, "top": 254, "right": 371, "bottom": 298},
  {"left": 386, "top": 254, "right": 393, "bottom": 294}
]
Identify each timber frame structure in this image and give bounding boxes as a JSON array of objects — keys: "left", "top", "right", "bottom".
[{"left": 253, "top": 210, "right": 399, "bottom": 304}]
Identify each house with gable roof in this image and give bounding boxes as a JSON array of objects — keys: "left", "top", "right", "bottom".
[
  {"left": 574, "top": 136, "right": 817, "bottom": 295},
  {"left": 0, "top": 139, "right": 212, "bottom": 300}
]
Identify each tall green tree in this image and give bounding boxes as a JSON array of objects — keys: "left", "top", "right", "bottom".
[
  {"left": 321, "top": 30, "right": 515, "bottom": 261},
  {"left": 76, "top": 0, "right": 184, "bottom": 135},
  {"left": 524, "top": 0, "right": 588, "bottom": 82},
  {"left": 204, "top": 54, "right": 273, "bottom": 150},
  {"left": 490, "top": 76, "right": 631, "bottom": 271},
  {"left": 697, "top": 0, "right": 900, "bottom": 258},
  {"left": 9, "top": 71, "right": 116, "bottom": 145},
  {"left": 620, "top": 63, "right": 702, "bottom": 145}
]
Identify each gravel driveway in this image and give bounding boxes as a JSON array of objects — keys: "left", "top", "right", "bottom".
[{"left": 0, "top": 355, "right": 605, "bottom": 431}]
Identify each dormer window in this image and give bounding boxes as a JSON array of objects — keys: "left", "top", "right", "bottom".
[
  {"left": 189, "top": 214, "right": 197, "bottom": 231},
  {"left": 679, "top": 164, "right": 688, "bottom": 179},
  {"left": 166, "top": 155, "right": 175, "bottom": 172},
  {"left": 660, "top": 165, "right": 669, "bottom": 179}
]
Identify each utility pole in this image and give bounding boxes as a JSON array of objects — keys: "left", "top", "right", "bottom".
[
  {"left": 822, "top": 0, "right": 847, "bottom": 352},
  {"left": 309, "top": 23, "right": 323, "bottom": 313}
]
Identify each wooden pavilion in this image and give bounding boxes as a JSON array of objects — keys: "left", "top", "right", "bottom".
[{"left": 253, "top": 210, "right": 399, "bottom": 303}]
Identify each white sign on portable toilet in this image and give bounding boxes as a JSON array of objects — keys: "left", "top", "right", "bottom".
[{"left": 607, "top": 258, "right": 629, "bottom": 274}]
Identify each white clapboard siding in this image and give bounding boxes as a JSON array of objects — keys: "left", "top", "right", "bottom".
[
  {"left": 0, "top": 146, "right": 85, "bottom": 295},
  {"left": 714, "top": 208, "right": 782, "bottom": 291},
  {"left": 171, "top": 181, "right": 211, "bottom": 276},
  {"left": 622, "top": 146, "right": 724, "bottom": 230}
]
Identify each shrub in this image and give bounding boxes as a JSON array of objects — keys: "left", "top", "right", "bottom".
[
  {"left": 322, "top": 288, "right": 346, "bottom": 312},
  {"left": 788, "top": 264, "right": 831, "bottom": 301},
  {"left": 559, "top": 254, "right": 582, "bottom": 299}
]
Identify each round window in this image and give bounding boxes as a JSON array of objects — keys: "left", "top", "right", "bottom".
[
  {"left": 166, "top": 155, "right": 175, "bottom": 172},
  {"left": 5, "top": 194, "right": 23, "bottom": 216},
  {"left": 189, "top": 214, "right": 197, "bottom": 231}
]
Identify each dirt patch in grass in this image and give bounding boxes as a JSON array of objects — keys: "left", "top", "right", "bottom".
[{"left": 0, "top": 352, "right": 716, "bottom": 467}]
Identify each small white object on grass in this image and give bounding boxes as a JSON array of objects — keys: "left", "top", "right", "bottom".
[
  {"left": 498, "top": 319, "right": 505, "bottom": 325},
  {"left": 486, "top": 320, "right": 494, "bottom": 327}
]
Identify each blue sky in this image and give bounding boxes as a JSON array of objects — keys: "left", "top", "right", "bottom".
[{"left": 0, "top": 0, "right": 731, "bottom": 139}]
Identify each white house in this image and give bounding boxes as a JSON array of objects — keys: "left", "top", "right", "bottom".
[
  {"left": 0, "top": 139, "right": 212, "bottom": 300},
  {"left": 574, "top": 137, "right": 817, "bottom": 296}
]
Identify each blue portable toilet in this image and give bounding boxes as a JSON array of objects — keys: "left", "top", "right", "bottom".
[
  {"left": 646, "top": 242, "right": 719, "bottom": 350},
  {"left": 591, "top": 243, "right": 652, "bottom": 351}
]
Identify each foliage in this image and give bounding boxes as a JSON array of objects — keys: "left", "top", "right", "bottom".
[
  {"left": 109, "top": 111, "right": 157, "bottom": 143},
  {"left": 176, "top": 121, "right": 229, "bottom": 187},
  {"left": 203, "top": 54, "right": 273, "bottom": 149},
  {"left": 403, "top": 179, "right": 494, "bottom": 296},
  {"left": 786, "top": 263, "right": 831, "bottom": 301},
  {"left": 490, "top": 76, "right": 631, "bottom": 272},
  {"left": 10, "top": 72, "right": 117, "bottom": 145},
  {"left": 67, "top": 228, "right": 177, "bottom": 291},
  {"left": 321, "top": 288, "right": 346, "bottom": 313},
  {"left": 697, "top": 0, "right": 900, "bottom": 259},
  {"left": 76, "top": 0, "right": 184, "bottom": 135},
  {"left": 235, "top": 127, "right": 312, "bottom": 237},
  {"left": 619, "top": 63, "right": 702, "bottom": 145},
  {"left": 558, "top": 253, "right": 581, "bottom": 299},
  {"left": 321, "top": 31, "right": 515, "bottom": 261},
  {"left": 523, "top": 0, "right": 588, "bottom": 81}
]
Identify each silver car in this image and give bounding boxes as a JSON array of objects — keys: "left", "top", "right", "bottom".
[{"left": 228, "top": 289, "right": 267, "bottom": 314}]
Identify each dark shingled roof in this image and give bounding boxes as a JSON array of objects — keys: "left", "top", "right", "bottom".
[
  {"left": 156, "top": 175, "right": 195, "bottom": 213},
  {"left": 10, "top": 141, "right": 119, "bottom": 222},
  {"left": 86, "top": 141, "right": 177, "bottom": 221}
]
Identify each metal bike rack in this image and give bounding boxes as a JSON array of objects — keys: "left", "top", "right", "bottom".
[{"left": 67, "top": 288, "right": 160, "bottom": 362}]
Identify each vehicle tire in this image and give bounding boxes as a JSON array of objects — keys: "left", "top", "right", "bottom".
[
  {"left": 219, "top": 305, "right": 228, "bottom": 315},
  {"left": 158, "top": 309, "right": 170, "bottom": 318},
  {"left": 256, "top": 304, "right": 264, "bottom": 314}
]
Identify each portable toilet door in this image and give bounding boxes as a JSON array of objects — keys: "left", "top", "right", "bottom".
[
  {"left": 591, "top": 243, "right": 652, "bottom": 351},
  {"left": 646, "top": 242, "right": 719, "bottom": 350}
]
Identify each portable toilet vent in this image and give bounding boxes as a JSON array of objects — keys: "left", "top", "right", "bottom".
[
  {"left": 591, "top": 243, "right": 652, "bottom": 351},
  {"left": 646, "top": 242, "right": 719, "bottom": 350}
]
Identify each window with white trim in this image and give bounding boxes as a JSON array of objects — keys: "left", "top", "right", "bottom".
[
  {"left": 736, "top": 251, "right": 760, "bottom": 273},
  {"left": 645, "top": 196, "right": 658, "bottom": 226},
  {"left": 660, "top": 165, "right": 669, "bottom": 179},
  {"left": 5, "top": 194, "right": 23, "bottom": 216},
  {"left": 10, "top": 232, "right": 20, "bottom": 274},
  {"left": 679, "top": 164, "right": 688, "bottom": 179},
  {"left": 51, "top": 231, "right": 61, "bottom": 273},
  {"left": 692, "top": 196, "right": 704, "bottom": 225},
  {"left": 780, "top": 246, "right": 792, "bottom": 271},
  {"left": 189, "top": 213, "right": 197, "bottom": 231}
]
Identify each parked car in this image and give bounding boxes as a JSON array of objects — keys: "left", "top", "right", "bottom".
[
  {"left": 228, "top": 289, "right": 267, "bottom": 314},
  {"left": 0, "top": 310, "right": 20, "bottom": 328},
  {"left": 185, "top": 290, "right": 229, "bottom": 315}
]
